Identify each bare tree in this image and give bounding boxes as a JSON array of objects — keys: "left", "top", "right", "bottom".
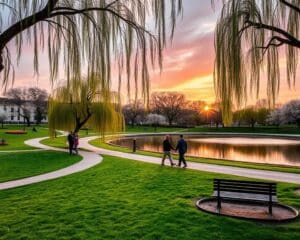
[
  {"left": 4, "top": 88, "right": 31, "bottom": 126},
  {"left": 122, "top": 100, "right": 145, "bottom": 127},
  {"left": 209, "top": 102, "right": 223, "bottom": 128},
  {"left": 4, "top": 87, "right": 48, "bottom": 126},
  {"left": 151, "top": 92, "right": 186, "bottom": 126},
  {"left": 187, "top": 100, "right": 207, "bottom": 125},
  {"left": 27, "top": 88, "right": 48, "bottom": 124}
]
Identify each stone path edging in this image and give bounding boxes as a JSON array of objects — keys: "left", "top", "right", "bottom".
[
  {"left": 0, "top": 137, "right": 102, "bottom": 190},
  {"left": 80, "top": 136, "right": 300, "bottom": 185},
  {"left": 0, "top": 149, "right": 45, "bottom": 153}
]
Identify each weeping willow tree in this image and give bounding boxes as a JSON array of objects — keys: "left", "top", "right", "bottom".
[
  {"left": 48, "top": 73, "right": 123, "bottom": 137},
  {"left": 0, "top": 0, "right": 182, "bottom": 99},
  {"left": 213, "top": 0, "right": 300, "bottom": 125}
]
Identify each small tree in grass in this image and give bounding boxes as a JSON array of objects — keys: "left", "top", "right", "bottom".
[{"left": 48, "top": 73, "right": 123, "bottom": 137}]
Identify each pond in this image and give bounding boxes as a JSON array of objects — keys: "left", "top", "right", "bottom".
[{"left": 110, "top": 135, "right": 300, "bottom": 167}]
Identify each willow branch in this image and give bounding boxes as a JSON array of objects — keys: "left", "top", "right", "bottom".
[
  {"left": 0, "top": 0, "right": 59, "bottom": 49},
  {"left": 279, "top": 0, "right": 300, "bottom": 13},
  {"left": 246, "top": 20, "right": 300, "bottom": 47},
  {"left": 50, "top": 6, "right": 156, "bottom": 41}
]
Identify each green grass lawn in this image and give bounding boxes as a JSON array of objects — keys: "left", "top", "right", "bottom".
[
  {"left": 0, "top": 125, "right": 49, "bottom": 150},
  {"left": 41, "top": 136, "right": 69, "bottom": 149},
  {"left": 0, "top": 151, "right": 81, "bottom": 182},
  {"left": 0, "top": 155, "right": 299, "bottom": 239}
]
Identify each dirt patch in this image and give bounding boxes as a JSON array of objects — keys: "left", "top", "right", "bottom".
[{"left": 197, "top": 198, "right": 298, "bottom": 222}]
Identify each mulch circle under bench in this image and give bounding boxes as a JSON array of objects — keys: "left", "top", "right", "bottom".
[{"left": 196, "top": 178, "right": 298, "bottom": 222}]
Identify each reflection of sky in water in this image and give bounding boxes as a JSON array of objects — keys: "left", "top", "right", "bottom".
[
  {"left": 112, "top": 136, "right": 300, "bottom": 167},
  {"left": 190, "top": 138, "right": 300, "bottom": 145}
]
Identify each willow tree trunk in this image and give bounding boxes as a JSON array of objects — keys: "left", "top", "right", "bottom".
[
  {"left": 0, "top": 54, "right": 3, "bottom": 72},
  {"left": 74, "top": 114, "right": 92, "bottom": 133}
]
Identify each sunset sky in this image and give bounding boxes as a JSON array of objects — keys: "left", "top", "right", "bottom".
[{"left": 5, "top": 0, "right": 300, "bottom": 105}]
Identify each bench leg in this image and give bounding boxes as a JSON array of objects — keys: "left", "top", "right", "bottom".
[
  {"left": 217, "top": 197, "right": 221, "bottom": 212},
  {"left": 269, "top": 202, "right": 272, "bottom": 215}
]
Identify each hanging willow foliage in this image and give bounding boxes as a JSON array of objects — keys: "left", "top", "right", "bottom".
[
  {"left": 0, "top": 0, "right": 182, "bottom": 99},
  {"left": 48, "top": 73, "right": 123, "bottom": 137},
  {"left": 213, "top": 0, "right": 300, "bottom": 125}
]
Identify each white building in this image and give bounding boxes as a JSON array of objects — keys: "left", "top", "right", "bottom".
[{"left": 0, "top": 98, "right": 48, "bottom": 124}]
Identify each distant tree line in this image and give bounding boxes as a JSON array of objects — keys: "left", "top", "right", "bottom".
[
  {"left": 232, "top": 99, "right": 300, "bottom": 128},
  {"left": 122, "top": 92, "right": 223, "bottom": 128},
  {"left": 123, "top": 94, "right": 300, "bottom": 129}
]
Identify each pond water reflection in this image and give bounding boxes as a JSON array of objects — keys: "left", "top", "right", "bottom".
[{"left": 111, "top": 135, "right": 300, "bottom": 166}]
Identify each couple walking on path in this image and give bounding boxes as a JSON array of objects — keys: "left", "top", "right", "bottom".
[
  {"left": 67, "top": 132, "right": 79, "bottom": 155},
  {"left": 162, "top": 134, "right": 187, "bottom": 168}
]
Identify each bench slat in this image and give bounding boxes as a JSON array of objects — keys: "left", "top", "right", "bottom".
[
  {"left": 213, "top": 181, "right": 276, "bottom": 188},
  {"left": 213, "top": 191, "right": 278, "bottom": 202},
  {"left": 213, "top": 187, "right": 276, "bottom": 195},
  {"left": 213, "top": 183, "right": 276, "bottom": 191},
  {"left": 214, "top": 179, "right": 276, "bottom": 186}
]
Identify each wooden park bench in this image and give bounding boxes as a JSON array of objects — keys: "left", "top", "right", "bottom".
[{"left": 213, "top": 179, "right": 277, "bottom": 215}]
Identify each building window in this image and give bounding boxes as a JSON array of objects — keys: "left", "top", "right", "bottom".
[
  {"left": 11, "top": 116, "right": 14, "bottom": 121},
  {"left": 4, "top": 105, "right": 6, "bottom": 111},
  {"left": 11, "top": 107, "right": 14, "bottom": 112},
  {"left": 17, "top": 116, "right": 20, "bottom": 121}
]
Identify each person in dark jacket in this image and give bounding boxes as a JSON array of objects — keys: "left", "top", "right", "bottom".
[
  {"left": 161, "top": 135, "right": 175, "bottom": 166},
  {"left": 176, "top": 134, "right": 187, "bottom": 168},
  {"left": 67, "top": 131, "right": 74, "bottom": 155}
]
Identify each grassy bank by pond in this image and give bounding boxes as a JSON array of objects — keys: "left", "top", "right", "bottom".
[
  {"left": 0, "top": 155, "right": 299, "bottom": 239},
  {"left": 123, "top": 125, "right": 300, "bottom": 135},
  {"left": 89, "top": 137, "right": 300, "bottom": 174},
  {"left": 184, "top": 126, "right": 300, "bottom": 135},
  {"left": 41, "top": 135, "right": 300, "bottom": 174}
]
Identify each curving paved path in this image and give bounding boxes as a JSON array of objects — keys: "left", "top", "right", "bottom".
[
  {"left": 80, "top": 136, "right": 300, "bottom": 185},
  {"left": 1, "top": 133, "right": 300, "bottom": 191},
  {"left": 0, "top": 137, "right": 102, "bottom": 190}
]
